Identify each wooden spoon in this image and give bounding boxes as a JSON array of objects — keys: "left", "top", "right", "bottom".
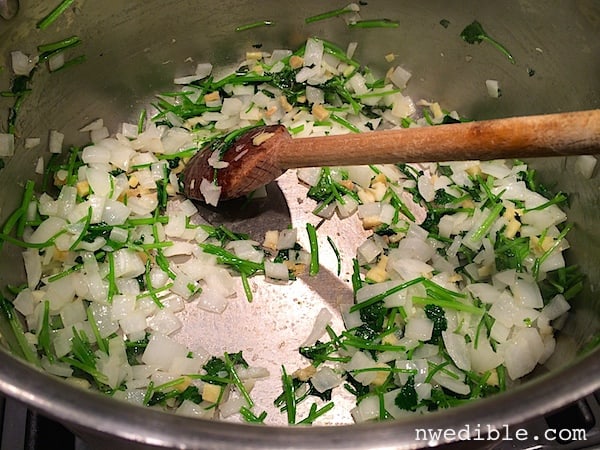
[{"left": 183, "top": 109, "right": 600, "bottom": 202}]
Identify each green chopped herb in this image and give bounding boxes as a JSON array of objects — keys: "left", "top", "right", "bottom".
[
  {"left": 394, "top": 376, "right": 418, "bottom": 411},
  {"left": 349, "top": 19, "right": 400, "bottom": 28},
  {"left": 37, "top": 0, "right": 75, "bottom": 30},
  {"left": 297, "top": 402, "right": 335, "bottom": 424},
  {"left": 306, "top": 223, "right": 319, "bottom": 276},
  {"left": 235, "top": 20, "right": 274, "bottom": 32},
  {"left": 424, "top": 304, "right": 447, "bottom": 344},
  {"left": 327, "top": 236, "right": 342, "bottom": 276},
  {"left": 460, "top": 20, "right": 515, "bottom": 64},
  {"left": 38, "top": 36, "right": 82, "bottom": 59},
  {"left": 305, "top": 5, "right": 358, "bottom": 24}
]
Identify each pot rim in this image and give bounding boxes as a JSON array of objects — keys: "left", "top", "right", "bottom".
[{"left": 1, "top": 347, "right": 599, "bottom": 449}]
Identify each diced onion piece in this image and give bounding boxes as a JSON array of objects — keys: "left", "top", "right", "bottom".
[
  {"left": 344, "top": 351, "right": 378, "bottom": 385},
  {"left": 199, "top": 178, "right": 221, "bottom": 206},
  {"left": 48, "top": 53, "right": 65, "bottom": 72},
  {"left": 388, "top": 65, "right": 412, "bottom": 89},
  {"left": 264, "top": 261, "right": 289, "bottom": 281},
  {"left": 405, "top": 317, "right": 434, "bottom": 341},
  {"left": 26, "top": 137, "right": 41, "bottom": 149},
  {"left": 49, "top": 130, "right": 65, "bottom": 154},
  {"left": 276, "top": 228, "right": 297, "bottom": 250},
  {"left": 311, "top": 366, "right": 343, "bottom": 393},
  {"left": 141, "top": 333, "right": 189, "bottom": 371},
  {"left": 0, "top": 133, "right": 15, "bottom": 156},
  {"left": 303, "top": 38, "right": 324, "bottom": 68},
  {"left": 542, "top": 294, "right": 570, "bottom": 320},
  {"left": 574, "top": 155, "right": 597, "bottom": 179},
  {"left": 351, "top": 395, "right": 379, "bottom": 423},
  {"left": 442, "top": 330, "right": 471, "bottom": 371},
  {"left": 485, "top": 79, "right": 501, "bottom": 98}
]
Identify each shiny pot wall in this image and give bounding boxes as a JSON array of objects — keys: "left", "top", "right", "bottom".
[{"left": 0, "top": 1, "right": 599, "bottom": 449}]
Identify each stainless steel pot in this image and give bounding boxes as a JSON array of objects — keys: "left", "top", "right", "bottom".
[{"left": 0, "top": 1, "right": 599, "bottom": 449}]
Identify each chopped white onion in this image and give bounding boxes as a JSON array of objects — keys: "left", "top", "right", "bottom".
[
  {"left": 485, "top": 79, "right": 501, "bottom": 98},
  {"left": 49, "top": 130, "right": 64, "bottom": 154},
  {"left": 0, "top": 133, "right": 15, "bottom": 157},
  {"left": 301, "top": 307, "right": 333, "bottom": 347},
  {"left": 11, "top": 51, "right": 38, "bottom": 76}
]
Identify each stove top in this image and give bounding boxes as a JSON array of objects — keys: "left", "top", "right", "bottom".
[{"left": 2, "top": 391, "right": 600, "bottom": 450}]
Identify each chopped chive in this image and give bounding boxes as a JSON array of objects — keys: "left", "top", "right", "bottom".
[
  {"left": 240, "top": 406, "right": 268, "bottom": 423},
  {"left": 17, "top": 180, "right": 36, "bottom": 238},
  {"left": 143, "top": 260, "right": 165, "bottom": 308},
  {"left": 137, "top": 109, "right": 147, "bottom": 134},
  {"left": 38, "top": 301, "right": 54, "bottom": 362},
  {"left": 151, "top": 377, "right": 187, "bottom": 393},
  {"left": 470, "top": 202, "right": 504, "bottom": 241},
  {"left": 348, "top": 19, "right": 400, "bottom": 28},
  {"left": 350, "top": 277, "right": 425, "bottom": 313},
  {"left": 305, "top": 5, "right": 358, "bottom": 24},
  {"left": 130, "top": 163, "right": 153, "bottom": 171},
  {"left": 143, "top": 381, "right": 155, "bottom": 406},
  {"left": 422, "top": 278, "right": 467, "bottom": 298},
  {"left": 351, "top": 258, "right": 363, "bottom": 295},
  {"left": 1, "top": 206, "right": 24, "bottom": 237},
  {"left": 280, "top": 366, "right": 297, "bottom": 424},
  {"left": 156, "top": 147, "right": 199, "bottom": 161},
  {"left": 87, "top": 306, "right": 108, "bottom": 354},
  {"left": 314, "top": 37, "right": 360, "bottom": 68},
  {"left": 224, "top": 352, "right": 254, "bottom": 408},
  {"left": 327, "top": 236, "right": 342, "bottom": 276},
  {"left": 350, "top": 366, "right": 418, "bottom": 375},
  {"left": 289, "top": 123, "right": 305, "bottom": 135},
  {"left": 155, "top": 248, "right": 176, "bottom": 279},
  {"left": 127, "top": 216, "right": 169, "bottom": 226},
  {"left": 424, "top": 360, "right": 451, "bottom": 383},
  {"left": 412, "top": 296, "right": 484, "bottom": 315},
  {"left": 69, "top": 207, "right": 92, "bottom": 251},
  {"left": 496, "top": 365, "right": 507, "bottom": 391},
  {"left": 1, "top": 180, "right": 36, "bottom": 238},
  {"left": 524, "top": 192, "right": 568, "bottom": 212},
  {"left": 47, "top": 263, "right": 83, "bottom": 283},
  {"left": 235, "top": 20, "right": 274, "bottom": 32},
  {"left": 0, "top": 294, "right": 40, "bottom": 366},
  {"left": 0, "top": 229, "right": 67, "bottom": 249},
  {"left": 341, "top": 332, "right": 407, "bottom": 352},
  {"left": 330, "top": 113, "right": 361, "bottom": 133},
  {"left": 199, "top": 243, "right": 264, "bottom": 276},
  {"left": 135, "top": 242, "right": 174, "bottom": 251},
  {"left": 387, "top": 187, "right": 416, "bottom": 222},
  {"left": 37, "top": 36, "right": 81, "bottom": 57},
  {"left": 533, "top": 223, "right": 573, "bottom": 279},
  {"left": 353, "top": 88, "right": 403, "bottom": 99},
  {"left": 240, "top": 272, "right": 253, "bottom": 302},
  {"left": 186, "top": 373, "right": 235, "bottom": 385},
  {"left": 306, "top": 223, "right": 319, "bottom": 276},
  {"left": 106, "top": 252, "right": 118, "bottom": 303},
  {"left": 36, "top": 0, "right": 75, "bottom": 30},
  {"left": 297, "top": 402, "right": 335, "bottom": 425}
]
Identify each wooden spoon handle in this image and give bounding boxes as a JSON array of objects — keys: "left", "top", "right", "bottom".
[{"left": 279, "top": 109, "right": 600, "bottom": 168}]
